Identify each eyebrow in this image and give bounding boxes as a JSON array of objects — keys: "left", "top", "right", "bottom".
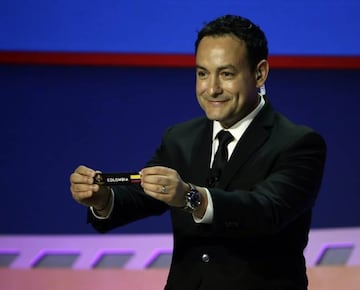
[{"left": 195, "top": 64, "right": 237, "bottom": 71}]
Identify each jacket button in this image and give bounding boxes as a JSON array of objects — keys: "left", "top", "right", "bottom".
[{"left": 202, "top": 253, "right": 210, "bottom": 263}]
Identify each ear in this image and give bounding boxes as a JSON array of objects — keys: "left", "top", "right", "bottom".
[{"left": 254, "top": 59, "right": 269, "bottom": 88}]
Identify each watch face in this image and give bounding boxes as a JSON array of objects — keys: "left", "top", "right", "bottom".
[{"left": 186, "top": 189, "right": 201, "bottom": 210}]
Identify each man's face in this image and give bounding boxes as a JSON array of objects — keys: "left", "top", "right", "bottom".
[{"left": 196, "top": 35, "right": 260, "bottom": 128}]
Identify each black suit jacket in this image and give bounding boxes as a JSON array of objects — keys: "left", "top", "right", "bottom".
[{"left": 89, "top": 99, "right": 326, "bottom": 290}]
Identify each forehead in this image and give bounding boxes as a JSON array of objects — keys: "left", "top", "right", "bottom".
[{"left": 196, "top": 35, "right": 248, "bottom": 68}]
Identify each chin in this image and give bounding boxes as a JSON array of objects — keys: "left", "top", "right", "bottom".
[
  {"left": 204, "top": 108, "right": 224, "bottom": 119},
  {"left": 208, "top": 116, "right": 227, "bottom": 124},
  {"left": 205, "top": 112, "right": 222, "bottom": 121}
]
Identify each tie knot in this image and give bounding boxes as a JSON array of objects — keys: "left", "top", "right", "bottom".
[{"left": 216, "top": 130, "right": 234, "bottom": 147}]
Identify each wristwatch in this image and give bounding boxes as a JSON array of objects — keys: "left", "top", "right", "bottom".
[{"left": 182, "top": 183, "right": 201, "bottom": 213}]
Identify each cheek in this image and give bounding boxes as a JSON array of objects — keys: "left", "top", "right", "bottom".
[
  {"left": 196, "top": 94, "right": 205, "bottom": 109},
  {"left": 223, "top": 81, "right": 240, "bottom": 94},
  {"left": 196, "top": 80, "right": 207, "bottom": 95}
]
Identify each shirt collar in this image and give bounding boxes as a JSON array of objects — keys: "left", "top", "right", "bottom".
[{"left": 212, "top": 94, "right": 266, "bottom": 142}]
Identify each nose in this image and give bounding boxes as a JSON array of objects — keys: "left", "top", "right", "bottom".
[{"left": 208, "top": 76, "right": 222, "bottom": 97}]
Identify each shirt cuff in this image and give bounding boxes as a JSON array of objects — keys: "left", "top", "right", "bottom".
[
  {"left": 193, "top": 188, "right": 213, "bottom": 224},
  {"left": 89, "top": 189, "right": 115, "bottom": 220}
]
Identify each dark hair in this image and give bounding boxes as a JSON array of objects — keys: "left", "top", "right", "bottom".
[{"left": 195, "top": 15, "right": 268, "bottom": 71}]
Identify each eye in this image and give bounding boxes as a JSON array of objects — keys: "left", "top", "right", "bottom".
[
  {"left": 221, "top": 71, "right": 235, "bottom": 79},
  {"left": 196, "top": 70, "right": 208, "bottom": 79}
]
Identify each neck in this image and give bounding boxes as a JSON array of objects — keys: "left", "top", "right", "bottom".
[{"left": 221, "top": 94, "right": 261, "bottom": 129}]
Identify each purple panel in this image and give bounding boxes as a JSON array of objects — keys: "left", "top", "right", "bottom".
[{"left": 1, "top": 228, "right": 360, "bottom": 269}]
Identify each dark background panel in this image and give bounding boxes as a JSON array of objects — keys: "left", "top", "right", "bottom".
[{"left": 0, "top": 65, "right": 359, "bottom": 234}]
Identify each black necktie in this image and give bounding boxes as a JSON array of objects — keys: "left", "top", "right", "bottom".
[{"left": 211, "top": 130, "right": 234, "bottom": 186}]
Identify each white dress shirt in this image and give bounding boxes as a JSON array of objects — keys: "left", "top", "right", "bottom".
[{"left": 194, "top": 95, "right": 265, "bottom": 223}]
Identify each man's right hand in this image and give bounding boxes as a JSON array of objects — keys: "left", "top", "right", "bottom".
[{"left": 70, "top": 165, "right": 112, "bottom": 213}]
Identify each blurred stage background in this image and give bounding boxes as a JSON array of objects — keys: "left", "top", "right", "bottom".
[{"left": 0, "top": 1, "right": 359, "bottom": 289}]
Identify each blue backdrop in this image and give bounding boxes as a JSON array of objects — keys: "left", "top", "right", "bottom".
[{"left": 1, "top": 0, "right": 359, "bottom": 55}]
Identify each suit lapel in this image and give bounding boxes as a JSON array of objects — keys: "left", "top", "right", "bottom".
[
  {"left": 190, "top": 120, "right": 213, "bottom": 186},
  {"left": 219, "top": 100, "right": 275, "bottom": 188}
]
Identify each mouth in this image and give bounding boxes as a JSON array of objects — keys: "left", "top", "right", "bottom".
[{"left": 207, "top": 99, "right": 229, "bottom": 106}]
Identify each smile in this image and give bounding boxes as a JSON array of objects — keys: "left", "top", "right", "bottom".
[{"left": 208, "top": 100, "right": 229, "bottom": 105}]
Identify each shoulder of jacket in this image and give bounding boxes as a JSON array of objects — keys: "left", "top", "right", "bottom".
[
  {"left": 273, "top": 113, "right": 326, "bottom": 148},
  {"left": 166, "top": 116, "right": 209, "bottom": 133}
]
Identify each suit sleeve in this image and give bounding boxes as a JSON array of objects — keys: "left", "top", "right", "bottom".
[{"left": 88, "top": 182, "right": 169, "bottom": 234}]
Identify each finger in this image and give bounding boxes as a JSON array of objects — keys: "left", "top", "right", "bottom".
[
  {"left": 70, "top": 182, "right": 93, "bottom": 197},
  {"left": 71, "top": 183, "right": 97, "bottom": 192},
  {"left": 142, "top": 182, "right": 168, "bottom": 194},
  {"left": 141, "top": 174, "right": 165, "bottom": 187},
  {"left": 141, "top": 168, "right": 174, "bottom": 185},
  {"left": 75, "top": 165, "right": 96, "bottom": 177},
  {"left": 70, "top": 172, "right": 94, "bottom": 185},
  {"left": 70, "top": 183, "right": 102, "bottom": 200},
  {"left": 72, "top": 188, "right": 93, "bottom": 199},
  {"left": 141, "top": 166, "right": 172, "bottom": 176}
]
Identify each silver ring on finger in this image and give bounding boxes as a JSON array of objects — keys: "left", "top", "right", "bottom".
[{"left": 161, "top": 185, "right": 167, "bottom": 193}]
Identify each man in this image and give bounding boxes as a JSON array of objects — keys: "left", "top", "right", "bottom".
[{"left": 70, "top": 15, "right": 326, "bottom": 290}]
